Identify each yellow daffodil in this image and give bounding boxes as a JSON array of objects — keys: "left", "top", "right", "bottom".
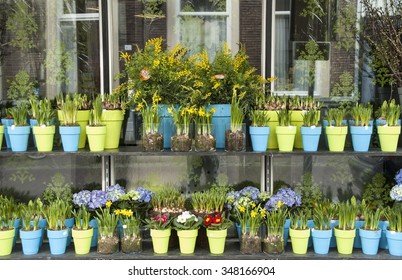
[
  {"left": 251, "top": 202, "right": 256, "bottom": 208},
  {"left": 251, "top": 210, "right": 257, "bottom": 218},
  {"left": 277, "top": 201, "right": 284, "bottom": 208},
  {"left": 239, "top": 206, "right": 246, "bottom": 213},
  {"left": 106, "top": 201, "right": 112, "bottom": 208}
]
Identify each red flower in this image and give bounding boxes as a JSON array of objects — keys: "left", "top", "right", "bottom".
[
  {"left": 212, "top": 215, "right": 222, "bottom": 224},
  {"left": 204, "top": 215, "right": 213, "bottom": 226}
]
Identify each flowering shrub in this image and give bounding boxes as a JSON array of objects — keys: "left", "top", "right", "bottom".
[
  {"left": 144, "top": 213, "right": 172, "bottom": 230},
  {"left": 172, "top": 211, "right": 203, "bottom": 230},
  {"left": 264, "top": 187, "right": 302, "bottom": 211},
  {"left": 225, "top": 186, "right": 270, "bottom": 211},
  {"left": 203, "top": 212, "right": 233, "bottom": 230}
]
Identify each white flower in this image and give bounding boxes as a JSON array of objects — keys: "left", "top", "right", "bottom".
[
  {"left": 177, "top": 215, "right": 187, "bottom": 224},
  {"left": 194, "top": 217, "right": 198, "bottom": 222}
]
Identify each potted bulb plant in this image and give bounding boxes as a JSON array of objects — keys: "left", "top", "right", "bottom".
[
  {"left": 115, "top": 208, "right": 142, "bottom": 254},
  {"left": 19, "top": 199, "right": 44, "bottom": 255},
  {"left": 95, "top": 204, "right": 119, "bottom": 254},
  {"left": 32, "top": 97, "right": 55, "bottom": 152},
  {"left": 311, "top": 202, "right": 333, "bottom": 254},
  {"left": 203, "top": 212, "right": 233, "bottom": 255},
  {"left": 59, "top": 95, "right": 81, "bottom": 152},
  {"left": 377, "top": 100, "right": 401, "bottom": 152},
  {"left": 334, "top": 197, "right": 358, "bottom": 255},
  {"left": 384, "top": 204, "right": 402, "bottom": 257},
  {"left": 225, "top": 88, "right": 246, "bottom": 152},
  {"left": 7, "top": 102, "right": 30, "bottom": 152},
  {"left": 71, "top": 205, "right": 93, "bottom": 255},
  {"left": 0, "top": 196, "right": 17, "bottom": 256},
  {"left": 326, "top": 107, "right": 348, "bottom": 152},
  {"left": 138, "top": 97, "right": 163, "bottom": 152},
  {"left": 249, "top": 109, "right": 270, "bottom": 152},
  {"left": 349, "top": 103, "right": 373, "bottom": 152},
  {"left": 289, "top": 209, "right": 311, "bottom": 254},
  {"left": 276, "top": 108, "right": 296, "bottom": 152},
  {"left": 172, "top": 211, "right": 203, "bottom": 254},
  {"left": 194, "top": 106, "right": 216, "bottom": 152},
  {"left": 170, "top": 105, "right": 193, "bottom": 152},
  {"left": 144, "top": 213, "right": 173, "bottom": 254},
  {"left": 300, "top": 108, "right": 321, "bottom": 152},
  {"left": 359, "top": 207, "right": 383, "bottom": 255},
  {"left": 263, "top": 206, "right": 287, "bottom": 255},
  {"left": 86, "top": 95, "right": 107, "bottom": 151}
]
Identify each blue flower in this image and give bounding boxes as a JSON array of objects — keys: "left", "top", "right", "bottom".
[
  {"left": 88, "top": 190, "right": 108, "bottom": 209},
  {"left": 395, "top": 169, "right": 402, "bottom": 185},
  {"left": 390, "top": 184, "right": 402, "bottom": 202},
  {"left": 72, "top": 190, "right": 91, "bottom": 207},
  {"left": 137, "top": 187, "right": 154, "bottom": 203},
  {"left": 238, "top": 186, "right": 260, "bottom": 202},
  {"left": 106, "top": 184, "right": 126, "bottom": 202},
  {"left": 264, "top": 187, "right": 302, "bottom": 211}
]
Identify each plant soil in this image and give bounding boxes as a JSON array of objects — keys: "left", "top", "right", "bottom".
[
  {"left": 97, "top": 236, "right": 119, "bottom": 254},
  {"left": 195, "top": 134, "right": 216, "bottom": 152},
  {"left": 121, "top": 236, "right": 142, "bottom": 254},
  {"left": 171, "top": 134, "right": 192, "bottom": 151},
  {"left": 240, "top": 233, "right": 262, "bottom": 254},
  {"left": 142, "top": 132, "right": 163, "bottom": 151},
  {"left": 225, "top": 130, "right": 245, "bottom": 152},
  {"left": 263, "top": 234, "right": 284, "bottom": 254}
]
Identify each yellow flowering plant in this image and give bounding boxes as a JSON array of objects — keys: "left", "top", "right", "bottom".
[
  {"left": 114, "top": 209, "right": 141, "bottom": 238},
  {"left": 95, "top": 202, "right": 119, "bottom": 237},
  {"left": 234, "top": 196, "right": 265, "bottom": 236},
  {"left": 168, "top": 105, "right": 195, "bottom": 135}
]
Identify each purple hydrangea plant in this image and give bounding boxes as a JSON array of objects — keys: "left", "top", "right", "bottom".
[
  {"left": 264, "top": 187, "right": 302, "bottom": 211},
  {"left": 106, "top": 184, "right": 126, "bottom": 202},
  {"left": 390, "top": 184, "right": 402, "bottom": 202},
  {"left": 395, "top": 169, "right": 402, "bottom": 185}
]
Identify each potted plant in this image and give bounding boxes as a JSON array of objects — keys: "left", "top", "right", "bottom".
[
  {"left": 74, "top": 93, "right": 91, "bottom": 149},
  {"left": 359, "top": 207, "right": 383, "bottom": 255},
  {"left": 349, "top": 103, "right": 373, "bottom": 152},
  {"left": 275, "top": 108, "right": 296, "bottom": 152},
  {"left": 86, "top": 95, "right": 107, "bottom": 152},
  {"left": 95, "top": 203, "right": 119, "bottom": 254},
  {"left": 263, "top": 206, "right": 287, "bottom": 254},
  {"left": 384, "top": 204, "right": 402, "bottom": 256},
  {"left": 32, "top": 97, "right": 55, "bottom": 152},
  {"left": 194, "top": 106, "right": 216, "bottom": 152},
  {"left": 115, "top": 208, "right": 142, "bottom": 254},
  {"left": 249, "top": 109, "right": 270, "bottom": 152},
  {"left": 41, "top": 199, "right": 70, "bottom": 255},
  {"left": 377, "top": 100, "right": 401, "bottom": 152},
  {"left": 144, "top": 213, "right": 173, "bottom": 254},
  {"left": 138, "top": 98, "right": 163, "bottom": 152},
  {"left": 326, "top": 107, "right": 348, "bottom": 152},
  {"left": 19, "top": 199, "right": 44, "bottom": 255},
  {"left": 71, "top": 205, "right": 93, "bottom": 255},
  {"left": 6, "top": 102, "right": 30, "bottom": 152},
  {"left": 289, "top": 209, "right": 311, "bottom": 254},
  {"left": 334, "top": 197, "right": 358, "bottom": 255},
  {"left": 311, "top": 202, "right": 333, "bottom": 254},
  {"left": 170, "top": 105, "right": 193, "bottom": 152},
  {"left": 172, "top": 211, "right": 203, "bottom": 254},
  {"left": 59, "top": 95, "right": 81, "bottom": 152},
  {"left": 300, "top": 108, "right": 321, "bottom": 152},
  {"left": 203, "top": 212, "right": 233, "bottom": 255},
  {"left": 0, "top": 196, "right": 17, "bottom": 256},
  {"left": 1, "top": 106, "right": 14, "bottom": 149},
  {"left": 225, "top": 88, "right": 246, "bottom": 152}
]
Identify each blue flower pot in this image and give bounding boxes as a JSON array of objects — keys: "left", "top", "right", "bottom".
[
  {"left": 300, "top": 126, "right": 321, "bottom": 152},
  {"left": 59, "top": 125, "right": 81, "bottom": 152},
  {"left": 307, "top": 219, "right": 314, "bottom": 247},
  {"left": 8, "top": 125, "right": 30, "bottom": 152},
  {"left": 386, "top": 229, "right": 402, "bottom": 256},
  {"left": 249, "top": 126, "right": 270, "bottom": 152},
  {"left": 158, "top": 104, "right": 178, "bottom": 149},
  {"left": 64, "top": 217, "right": 75, "bottom": 247},
  {"left": 378, "top": 220, "right": 389, "bottom": 249},
  {"left": 284, "top": 218, "right": 290, "bottom": 248},
  {"left": 311, "top": 228, "right": 332, "bottom": 254},
  {"left": 29, "top": 119, "right": 38, "bottom": 147},
  {"left": 208, "top": 104, "right": 231, "bottom": 149},
  {"left": 350, "top": 125, "right": 373, "bottom": 152},
  {"left": 1, "top": 118, "right": 14, "bottom": 148},
  {"left": 20, "top": 228, "right": 42, "bottom": 255},
  {"left": 89, "top": 219, "right": 98, "bottom": 247},
  {"left": 329, "top": 219, "right": 339, "bottom": 248},
  {"left": 37, "top": 219, "right": 47, "bottom": 247},
  {"left": 359, "top": 228, "right": 381, "bottom": 255},
  {"left": 47, "top": 228, "right": 69, "bottom": 255},
  {"left": 354, "top": 220, "right": 364, "bottom": 248}
]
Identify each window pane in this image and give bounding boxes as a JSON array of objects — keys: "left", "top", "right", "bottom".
[
  {"left": 276, "top": 0, "right": 290, "bottom": 11},
  {"left": 180, "top": 0, "right": 227, "bottom": 12},
  {"left": 179, "top": 15, "right": 227, "bottom": 58},
  {"left": 64, "top": 0, "right": 99, "bottom": 14}
]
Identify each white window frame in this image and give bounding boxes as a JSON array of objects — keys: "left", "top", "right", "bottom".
[{"left": 167, "top": 0, "right": 239, "bottom": 54}]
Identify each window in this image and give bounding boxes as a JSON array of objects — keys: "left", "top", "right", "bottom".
[{"left": 167, "top": 0, "right": 239, "bottom": 59}]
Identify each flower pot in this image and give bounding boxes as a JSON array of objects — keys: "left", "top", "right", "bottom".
[
  {"left": 121, "top": 226, "right": 142, "bottom": 254},
  {"left": 158, "top": 104, "right": 177, "bottom": 149},
  {"left": 300, "top": 126, "right": 322, "bottom": 152},
  {"left": 1, "top": 118, "right": 14, "bottom": 149},
  {"left": 72, "top": 227, "right": 94, "bottom": 255},
  {"left": 177, "top": 229, "right": 198, "bottom": 254},
  {"left": 289, "top": 228, "right": 310, "bottom": 254},
  {"left": 86, "top": 125, "right": 107, "bottom": 152},
  {"left": 377, "top": 125, "right": 401, "bottom": 152},
  {"left": 326, "top": 126, "right": 348, "bottom": 152},
  {"left": 101, "top": 109, "right": 125, "bottom": 149},
  {"left": 359, "top": 228, "right": 381, "bottom": 255},
  {"left": 208, "top": 104, "right": 231, "bottom": 149},
  {"left": 225, "top": 123, "right": 246, "bottom": 152},
  {"left": 77, "top": 110, "right": 90, "bottom": 149},
  {"left": 8, "top": 125, "right": 30, "bottom": 152},
  {"left": 240, "top": 226, "right": 262, "bottom": 254},
  {"left": 59, "top": 125, "right": 81, "bottom": 152},
  {"left": 350, "top": 125, "right": 373, "bottom": 152},
  {"left": 97, "top": 226, "right": 119, "bottom": 254},
  {"left": 89, "top": 219, "right": 98, "bottom": 247},
  {"left": 0, "top": 228, "right": 15, "bottom": 256},
  {"left": 142, "top": 122, "right": 164, "bottom": 152},
  {"left": 150, "top": 228, "right": 171, "bottom": 254},
  {"left": 354, "top": 220, "right": 364, "bottom": 249},
  {"left": 386, "top": 229, "right": 402, "bottom": 256},
  {"left": 378, "top": 220, "right": 389, "bottom": 249},
  {"left": 334, "top": 227, "right": 356, "bottom": 254},
  {"left": 322, "top": 119, "right": 347, "bottom": 149},
  {"left": 47, "top": 228, "right": 68, "bottom": 255},
  {"left": 171, "top": 124, "right": 192, "bottom": 152},
  {"left": 263, "top": 226, "right": 284, "bottom": 254},
  {"left": 267, "top": 111, "right": 279, "bottom": 149},
  {"left": 33, "top": 125, "right": 55, "bottom": 152},
  {"left": 290, "top": 110, "right": 305, "bottom": 149},
  {"left": 206, "top": 228, "right": 227, "bottom": 255},
  {"left": 311, "top": 228, "right": 332, "bottom": 254},
  {"left": 0, "top": 125, "right": 4, "bottom": 150},
  {"left": 276, "top": 125, "right": 297, "bottom": 152},
  {"left": 249, "top": 126, "right": 270, "bottom": 152},
  {"left": 20, "top": 228, "right": 42, "bottom": 255},
  {"left": 65, "top": 217, "right": 75, "bottom": 247},
  {"left": 194, "top": 123, "right": 216, "bottom": 152}
]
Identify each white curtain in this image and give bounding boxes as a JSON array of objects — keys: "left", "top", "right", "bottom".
[{"left": 274, "top": 15, "right": 290, "bottom": 90}]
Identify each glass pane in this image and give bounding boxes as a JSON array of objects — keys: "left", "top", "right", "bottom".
[
  {"left": 180, "top": 0, "right": 227, "bottom": 12},
  {"left": 276, "top": 0, "right": 290, "bottom": 11},
  {"left": 179, "top": 15, "right": 227, "bottom": 59},
  {"left": 64, "top": 0, "right": 99, "bottom": 14}
]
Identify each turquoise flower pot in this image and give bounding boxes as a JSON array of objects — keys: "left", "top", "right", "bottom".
[
  {"left": 311, "top": 228, "right": 332, "bottom": 254},
  {"left": 300, "top": 126, "right": 321, "bottom": 152},
  {"left": 1, "top": 118, "right": 14, "bottom": 148},
  {"left": 158, "top": 104, "right": 178, "bottom": 149},
  {"left": 8, "top": 125, "right": 30, "bottom": 152},
  {"left": 208, "top": 104, "right": 231, "bottom": 149},
  {"left": 359, "top": 228, "right": 381, "bottom": 255},
  {"left": 249, "top": 126, "right": 270, "bottom": 152},
  {"left": 59, "top": 125, "right": 81, "bottom": 152},
  {"left": 20, "top": 228, "right": 42, "bottom": 255},
  {"left": 350, "top": 125, "right": 373, "bottom": 152},
  {"left": 386, "top": 230, "right": 402, "bottom": 256},
  {"left": 378, "top": 220, "right": 389, "bottom": 249},
  {"left": 47, "top": 228, "right": 68, "bottom": 255},
  {"left": 284, "top": 218, "right": 290, "bottom": 248}
]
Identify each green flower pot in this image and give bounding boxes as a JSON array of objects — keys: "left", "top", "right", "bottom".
[
  {"left": 290, "top": 110, "right": 305, "bottom": 149},
  {"left": 267, "top": 111, "right": 279, "bottom": 149},
  {"left": 334, "top": 227, "right": 356, "bottom": 254},
  {"left": 101, "top": 110, "right": 125, "bottom": 149},
  {"left": 177, "top": 229, "right": 198, "bottom": 254},
  {"left": 276, "top": 125, "right": 297, "bottom": 152},
  {"left": 289, "top": 228, "right": 310, "bottom": 254},
  {"left": 206, "top": 228, "right": 227, "bottom": 255},
  {"left": 0, "top": 228, "right": 15, "bottom": 256},
  {"left": 150, "top": 228, "right": 171, "bottom": 254},
  {"left": 326, "top": 126, "right": 348, "bottom": 152},
  {"left": 0, "top": 125, "right": 4, "bottom": 150},
  {"left": 77, "top": 110, "right": 90, "bottom": 149},
  {"left": 72, "top": 227, "right": 94, "bottom": 255},
  {"left": 33, "top": 125, "right": 55, "bottom": 152},
  {"left": 86, "top": 125, "right": 107, "bottom": 152},
  {"left": 377, "top": 125, "right": 401, "bottom": 152}
]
